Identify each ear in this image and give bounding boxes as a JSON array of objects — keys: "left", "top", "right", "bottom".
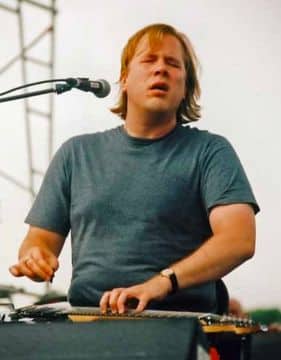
[
  {"left": 121, "top": 79, "right": 127, "bottom": 92},
  {"left": 121, "top": 73, "right": 128, "bottom": 92}
]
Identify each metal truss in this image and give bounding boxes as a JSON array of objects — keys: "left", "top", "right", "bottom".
[{"left": 0, "top": 0, "right": 57, "bottom": 200}]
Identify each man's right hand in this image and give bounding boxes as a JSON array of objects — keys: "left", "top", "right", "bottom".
[{"left": 9, "top": 246, "right": 59, "bottom": 282}]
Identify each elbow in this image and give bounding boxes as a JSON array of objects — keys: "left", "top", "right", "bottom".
[
  {"left": 240, "top": 217, "right": 256, "bottom": 261},
  {"left": 241, "top": 236, "right": 256, "bottom": 261},
  {"left": 244, "top": 245, "right": 255, "bottom": 260}
]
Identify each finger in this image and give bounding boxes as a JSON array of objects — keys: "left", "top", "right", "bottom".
[
  {"left": 99, "top": 292, "right": 110, "bottom": 314},
  {"left": 32, "top": 247, "right": 59, "bottom": 273},
  {"left": 134, "top": 297, "right": 148, "bottom": 314},
  {"left": 11, "top": 260, "right": 36, "bottom": 279},
  {"left": 48, "top": 255, "right": 59, "bottom": 272},
  {"left": 9, "top": 264, "right": 24, "bottom": 277},
  {"left": 30, "top": 252, "right": 55, "bottom": 278},
  {"left": 109, "top": 288, "right": 123, "bottom": 314},
  {"left": 23, "top": 257, "right": 51, "bottom": 281},
  {"left": 116, "top": 291, "right": 129, "bottom": 314}
]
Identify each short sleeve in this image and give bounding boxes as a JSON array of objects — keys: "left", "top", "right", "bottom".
[
  {"left": 200, "top": 135, "right": 260, "bottom": 214},
  {"left": 25, "top": 141, "right": 71, "bottom": 236}
]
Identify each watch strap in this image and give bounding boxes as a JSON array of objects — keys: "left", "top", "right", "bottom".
[{"left": 160, "top": 268, "right": 179, "bottom": 294}]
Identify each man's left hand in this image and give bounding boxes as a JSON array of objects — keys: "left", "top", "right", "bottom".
[{"left": 99, "top": 275, "right": 172, "bottom": 314}]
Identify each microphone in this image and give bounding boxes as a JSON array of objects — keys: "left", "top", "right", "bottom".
[{"left": 65, "top": 78, "right": 111, "bottom": 98}]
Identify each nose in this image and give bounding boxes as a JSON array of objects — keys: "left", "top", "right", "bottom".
[{"left": 153, "top": 59, "right": 168, "bottom": 76}]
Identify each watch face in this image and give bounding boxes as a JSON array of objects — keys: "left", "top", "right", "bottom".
[{"left": 161, "top": 268, "right": 173, "bottom": 277}]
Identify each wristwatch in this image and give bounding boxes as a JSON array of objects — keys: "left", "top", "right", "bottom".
[{"left": 160, "top": 268, "right": 179, "bottom": 294}]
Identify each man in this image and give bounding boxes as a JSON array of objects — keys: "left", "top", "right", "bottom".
[{"left": 9, "top": 23, "right": 259, "bottom": 314}]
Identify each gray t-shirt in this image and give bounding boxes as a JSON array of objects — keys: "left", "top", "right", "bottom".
[{"left": 25, "top": 124, "right": 259, "bottom": 312}]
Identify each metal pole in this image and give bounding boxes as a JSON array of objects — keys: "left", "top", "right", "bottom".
[{"left": 17, "top": 0, "right": 35, "bottom": 199}]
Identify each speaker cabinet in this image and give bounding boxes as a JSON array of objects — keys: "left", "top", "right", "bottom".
[{"left": 0, "top": 318, "right": 209, "bottom": 359}]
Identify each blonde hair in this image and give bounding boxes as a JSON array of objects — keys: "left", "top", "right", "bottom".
[{"left": 110, "top": 23, "right": 201, "bottom": 124}]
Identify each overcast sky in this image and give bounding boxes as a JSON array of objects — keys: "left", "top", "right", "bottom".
[{"left": 0, "top": 0, "right": 280, "bottom": 309}]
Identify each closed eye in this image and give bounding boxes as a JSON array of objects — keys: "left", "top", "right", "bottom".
[
  {"left": 167, "top": 59, "right": 181, "bottom": 68},
  {"left": 140, "top": 55, "right": 182, "bottom": 68},
  {"left": 169, "top": 63, "right": 180, "bottom": 68},
  {"left": 141, "top": 56, "right": 156, "bottom": 63}
]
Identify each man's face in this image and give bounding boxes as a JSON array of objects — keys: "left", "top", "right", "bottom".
[{"left": 122, "top": 34, "right": 186, "bottom": 119}]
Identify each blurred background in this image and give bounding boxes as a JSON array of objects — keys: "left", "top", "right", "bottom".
[{"left": 0, "top": 0, "right": 280, "bottom": 313}]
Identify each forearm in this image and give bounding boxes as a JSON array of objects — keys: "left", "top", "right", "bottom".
[
  {"left": 171, "top": 231, "right": 255, "bottom": 290},
  {"left": 19, "top": 226, "right": 65, "bottom": 260}
]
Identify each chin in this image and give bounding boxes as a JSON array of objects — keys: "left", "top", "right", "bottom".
[{"left": 145, "top": 99, "right": 171, "bottom": 112}]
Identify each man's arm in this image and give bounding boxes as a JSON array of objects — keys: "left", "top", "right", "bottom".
[
  {"left": 9, "top": 226, "right": 66, "bottom": 282},
  {"left": 99, "top": 203, "right": 256, "bottom": 313},
  {"left": 174, "top": 203, "right": 255, "bottom": 289}
]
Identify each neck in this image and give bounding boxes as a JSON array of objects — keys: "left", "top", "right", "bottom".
[{"left": 124, "top": 110, "right": 177, "bottom": 139}]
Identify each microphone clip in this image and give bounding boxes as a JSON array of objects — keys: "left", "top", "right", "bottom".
[{"left": 65, "top": 78, "right": 110, "bottom": 98}]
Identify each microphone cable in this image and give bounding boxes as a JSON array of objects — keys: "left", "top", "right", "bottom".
[{"left": 0, "top": 78, "right": 67, "bottom": 96}]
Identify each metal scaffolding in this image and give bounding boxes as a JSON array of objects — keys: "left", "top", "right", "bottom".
[{"left": 0, "top": 0, "right": 57, "bottom": 200}]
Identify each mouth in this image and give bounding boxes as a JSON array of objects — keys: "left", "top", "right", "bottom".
[{"left": 149, "top": 82, "right": 169, "bottom": 93}]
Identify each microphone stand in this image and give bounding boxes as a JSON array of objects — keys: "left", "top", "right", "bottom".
[{"left": 0, "top": 83, "right": 72, "bottom": 103}]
